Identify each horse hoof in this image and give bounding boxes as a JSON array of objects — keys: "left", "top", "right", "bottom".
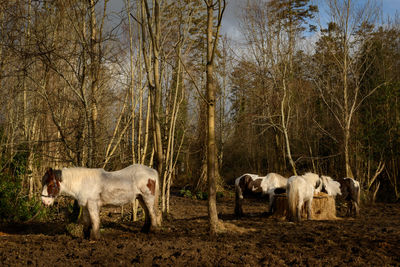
[
  {"left": 141, "top": 226, "right": 151, "bottom": 233},
  {"left": 90, "top": 230, "right": 101, "bottom": 240},
  {"left": 234, "top": 212, "right": 243, "bottom": 218}
]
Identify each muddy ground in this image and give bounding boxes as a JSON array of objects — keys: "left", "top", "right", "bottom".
[{"left": 1, "top": 192, "right": 399, "bottom": 266}]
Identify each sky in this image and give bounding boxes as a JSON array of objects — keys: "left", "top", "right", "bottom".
[
  {"left": 220, "top": 0, "right": 400, "bottom": 42},
  {"left": 107, "top": 0, "right": 400, "bottom": 42}
]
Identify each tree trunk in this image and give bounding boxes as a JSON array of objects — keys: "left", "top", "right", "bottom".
[
  {"left": 88, "top": 0, "right": 99, "bottom": 167},
  {"left": 142, "top": 0, "right": 164, "bottom": 176},
  {"left": 205, "top": 0, "right": 225, "bottom": 236},
  {"left": 281, "top": 80, "right": 297, "bottom": 175}
]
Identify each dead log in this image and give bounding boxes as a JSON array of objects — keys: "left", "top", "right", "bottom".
[{"left": 272, "top": 192, "right": 337, "bottom": 220}]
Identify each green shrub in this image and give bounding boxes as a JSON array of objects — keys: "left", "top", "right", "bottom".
[
  {"left": 196, "top": 191, "right": 208, "bottom": 200},
  {"left": 178, "top": 188, "right": 224, "bottom": 201},
  {"left": 216, "top": 191, "right": 224, "bottom": 199},
  {"left": 0, "top": 173, "right": 43, "bottom": 222},
  {"left": 179, "top": 189, "right": 193, "bottom": 198},
  {"left": 0, "top": 151, "right": 45, "bottom": 222}
]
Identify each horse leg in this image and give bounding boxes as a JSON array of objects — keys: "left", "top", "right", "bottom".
[
  {"left": 87, "top": 200, "right": 101, "bottom": 240},
  {"left": 296, "top": 202, "right": 302, "bottom": 222},
  {"left": 345, "top": 200, "right": 350, "bottom": 217},
  {"left": 137, "top": 195, "right": 151, "bottom": 233},
  {"left": 351, "top": 200, "right": 360, "bottom": 217},
  {"left": 306, "top": 199, "right": 313, "bottom": 220},
  {"left": 348, "top": 200, "right": 356, "bottom": 217},
  {"left": 81, "top": 206, "right": 91, "bottom": 239},
  {"left": 268, "top": 192, "right": 275, "bottom": 214},
  {"left": 349, "top": 201, "right": 353, "bottom": 216},
  {"left": 354, "top": 201, "right": 360, "bottom": 217},
  {"left": 234, "top": 188, "right": 244, "bottom": 217}
]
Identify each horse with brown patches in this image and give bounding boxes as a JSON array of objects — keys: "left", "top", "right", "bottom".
[
  {"left": 41, "top": 164, "right": 162, "bottom": 240},
  {"left": 234, "top": 173, "right": 287, "bottom": 217},
  {"left": 336, "top": 177, "right": 360, "bottom": 217}
]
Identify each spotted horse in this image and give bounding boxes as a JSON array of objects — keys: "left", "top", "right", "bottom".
[
  {"left": 234, "top": 172, "right": 287, "bottom": 217},
  {"left": 41, "top": 164, "right": 162, "bottom": 240}
]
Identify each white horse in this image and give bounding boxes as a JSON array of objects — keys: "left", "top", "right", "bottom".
[
  {"left": 287, "top": 173, "right": 323, "bottom": 222},
  {"left": 234, "top": 172, "right": 287, "bottom": 216},
  {"left": 320, "top": 175, "right": 342, "bottom": 197},
  {"left": 41, "top": 164, "right": 162, "bottom": 240}
]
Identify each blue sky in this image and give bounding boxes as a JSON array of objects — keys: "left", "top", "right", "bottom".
[
  {"left": 107, "top": 0, "right": 400, "bottom": 41},
  {"left": 221, "top": 0, "right": 400, "bottom": 41},
  {"left": 382, "top": 0, "right": 400, "bottom": 16}
]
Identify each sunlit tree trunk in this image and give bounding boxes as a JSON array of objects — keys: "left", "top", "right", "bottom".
[{"left": 204, "top": 0, "right": 225, "bottom": 236}]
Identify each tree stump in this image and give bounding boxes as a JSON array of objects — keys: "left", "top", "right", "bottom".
[{"left": 272, "top": 192, "right": 337, "bottom": 220}]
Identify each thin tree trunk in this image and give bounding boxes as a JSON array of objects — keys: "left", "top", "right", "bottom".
[
  {"left": 142, "top": 0, "right": 164, "bottom": 176},
  {"left": 126, "top": 0, "right": 136, "bottom": 164},
  {"left": 88, "top": 0, "right": 99, "bottom": 167},
  {"left": 342, "top": 0, "right": 353, "bottom": 178},
  {"left": 281, "top": 76, "right": 297, "bottom": 175},
  {"left": 141, "top": 93, "right": 151, "bottom": 164},
  {"left": 162, "top": 49, "right": 185, "bottom": 213},
  {"left": 205, "top": 0, "right": 225, "bottom": 236}
]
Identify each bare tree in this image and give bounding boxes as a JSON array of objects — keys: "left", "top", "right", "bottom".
[
  {"left": 314, "top": 0, "right": 383, "bottom": 179},
  {"left": 204, "top": 0, "right": 225, "bottom": 236},
  {"left": 141, "top": 0, "right": 164, "bottom": 177},
  {"left": 238, "top": 0, "right": 317, "bottom": 175}
]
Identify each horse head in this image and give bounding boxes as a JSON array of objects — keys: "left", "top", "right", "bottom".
[
  {"left": 238, "top": 175, "right": 254, "bottom": 193},
  {"left": 41, "top": 167, "right": 62, "bottom": 206}
]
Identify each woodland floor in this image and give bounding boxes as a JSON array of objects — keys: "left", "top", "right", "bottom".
[{"left": 1, "top": 192, "right": 400, "bottom": 266}]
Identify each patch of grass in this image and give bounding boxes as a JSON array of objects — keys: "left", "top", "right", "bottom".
[{"left": 178, "top": 188, "right": 225, "bottom": 200}]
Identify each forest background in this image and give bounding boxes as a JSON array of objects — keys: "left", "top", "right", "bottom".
[{"left": 0, "top": 0, "right": 399, "bottom": 222}]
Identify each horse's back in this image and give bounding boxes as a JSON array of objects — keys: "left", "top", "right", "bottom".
[
  {"left": 288, "top": 175, "right": 314, "bottom": 200},
  {"left": 288, "top": 175, "right": 306, "bottom": 187},
  {"left": 266, "top": 172, "right": 287, "bottom": 187},
  {"left": 302, "top": 172, "right": 319, "bottom": 184},
  {"left": 235, "top": 173, "right": 259, "bottom": 186},
  {"left": 109, "top": 164, "right": 158, "bottom": 182},
  {"left": 62, "top": 167, "right": 105, "bottom": 188},
  {"left": 100, "top": 165, "right": 159, "bottom": 205},
  {"left": 63, "top": 167, "right": 104, "bottom": 178},
  {"left": 344, "top": 177, "right": 360, "bottom": 188}
]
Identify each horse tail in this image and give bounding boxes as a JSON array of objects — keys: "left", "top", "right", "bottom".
[
  {"left": 287, "top": 179, "right": 298, "bottom": 221},
  {"left": 354, "top": 179, "right": 361, "bottom": 205}
]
